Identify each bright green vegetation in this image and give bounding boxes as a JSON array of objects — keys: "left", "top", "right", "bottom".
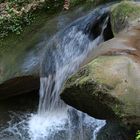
[{"left": 136, "top": 130, "right": 140, "bottom": 140}]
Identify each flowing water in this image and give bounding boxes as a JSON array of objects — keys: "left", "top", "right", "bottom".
[
  {"left": 29, "top": 6, "right": 110, "bottom": 140},
  {"left": 38, "top": 6, "right": 110, "bottom": 113},
  {"left": 0, "top": 6, "right": 112, "bottom": 140}
]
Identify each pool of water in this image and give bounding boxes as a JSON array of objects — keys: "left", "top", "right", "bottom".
[{"left": 0, "top": 92, "right": 106, "bottom": 140}]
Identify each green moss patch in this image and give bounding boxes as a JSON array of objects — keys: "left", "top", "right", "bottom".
[{"left": 111, "top": 1, "right": 140, "bottom": 34}]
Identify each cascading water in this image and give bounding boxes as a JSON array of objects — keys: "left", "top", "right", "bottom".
[
  {"left": 28, "top": 6, "right": 110, "bottom": 140},
  {"left": 0, "top": 6, "right": 115, "bottom": 140},
  {"left": 39, "top": 6, "right": 110, "bottom": 113}
]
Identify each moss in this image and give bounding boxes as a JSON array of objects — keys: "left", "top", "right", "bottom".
[
  {"left": 113, "top": 104, "right": 124, "bottom": 118},
  {"left": 111, "top": 1, "right": 140, "bottom": 35},
  {"left": 63, "top": 74, "right": 124, "bottom": 119}
]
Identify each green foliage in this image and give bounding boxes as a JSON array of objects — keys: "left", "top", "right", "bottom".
[
  {"left": 0, "top": 0, "right": 65, "bottom": 38},
  {"left": 136, "top": 130, "right": 140, "bottom": 140},
  {"left": 0, "top": 0, "right": 34, "bottom": 38},
  {"left": 0, "top": 0, "right": 108, "bottom": 38},
  {"left": 0, "top": 12, "right": 33, "bottom": 38}
]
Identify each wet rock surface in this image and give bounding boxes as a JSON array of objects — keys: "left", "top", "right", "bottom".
[{"left": 96, "top": 121, "right": 135, "bottom": 140}]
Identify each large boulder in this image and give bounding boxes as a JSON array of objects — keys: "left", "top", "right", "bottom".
[
  {"left": 110, "top": 1, "right": 140, "bottom": 35},
  {"left": 61, "top": 23, "right": 140, "bottom": 130}
]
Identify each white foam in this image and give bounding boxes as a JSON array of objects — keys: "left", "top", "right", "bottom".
[{"left": 28, "top": 110, "right": 68, "bottom": 140}]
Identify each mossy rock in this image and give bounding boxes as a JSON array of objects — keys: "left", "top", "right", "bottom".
[
  {"left": 61, "top": 55, "right": 140, "bottom": 130},
  {"left": 61, "top": 23, "right": 140, "bottom": 130},
  {"left": 110, "top": 1, "right": 140, "bottom": 35}
]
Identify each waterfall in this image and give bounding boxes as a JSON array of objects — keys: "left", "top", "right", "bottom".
[
  {"left": 39, "top": 6, "right": 109, "bottom": 113},
  {"left": 28, "top": 6, "right": 110, "bottom": 140}
]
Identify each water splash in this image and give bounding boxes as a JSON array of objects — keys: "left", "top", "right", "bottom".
[
  {"left": 0, "top": 6, "right": 110, "bottom": 140},
  {"left": 28, "top": 109, "right": 106, "bottom": 140},
  {"left": 38, "top": 7, "right": 109, "bottom": 113},
  {"left": 0, "top": 111, "right": 30, "bottom": 140},
  {"left": 29, "top": 6, "right": 109, "bottom": 140}
]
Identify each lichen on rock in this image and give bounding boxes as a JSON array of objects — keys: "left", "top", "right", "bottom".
[{"left": 110, "top": 1, "right": 140, "bottom": 35}]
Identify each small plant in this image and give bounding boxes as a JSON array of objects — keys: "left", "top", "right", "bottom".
[
  {"left": 136, "top": 130, "right": 140, "bottom": 140},
  {"left": 0, "top": 0, "right": 39, "bottom": 38}
]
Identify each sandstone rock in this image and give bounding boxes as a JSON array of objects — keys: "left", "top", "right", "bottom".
[
  {"left": 61, "top": 24, "right": 140, "bottom": 130},
  {"left": 110, "top": 1, "right": 140, "bottom": 35}
]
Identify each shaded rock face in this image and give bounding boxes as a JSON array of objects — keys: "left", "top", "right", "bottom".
[
  {"left": 61, "top": 23, "right": 140, "bottom": 130},
  {"left": 96, "top": 121, "right": 135, "bottom": 140},
  {"left": 0, "top": 76, "right": 39, "bottom": 99},
  {"left": 62, "top": 79, "right": 117, "bottom": 120}
]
